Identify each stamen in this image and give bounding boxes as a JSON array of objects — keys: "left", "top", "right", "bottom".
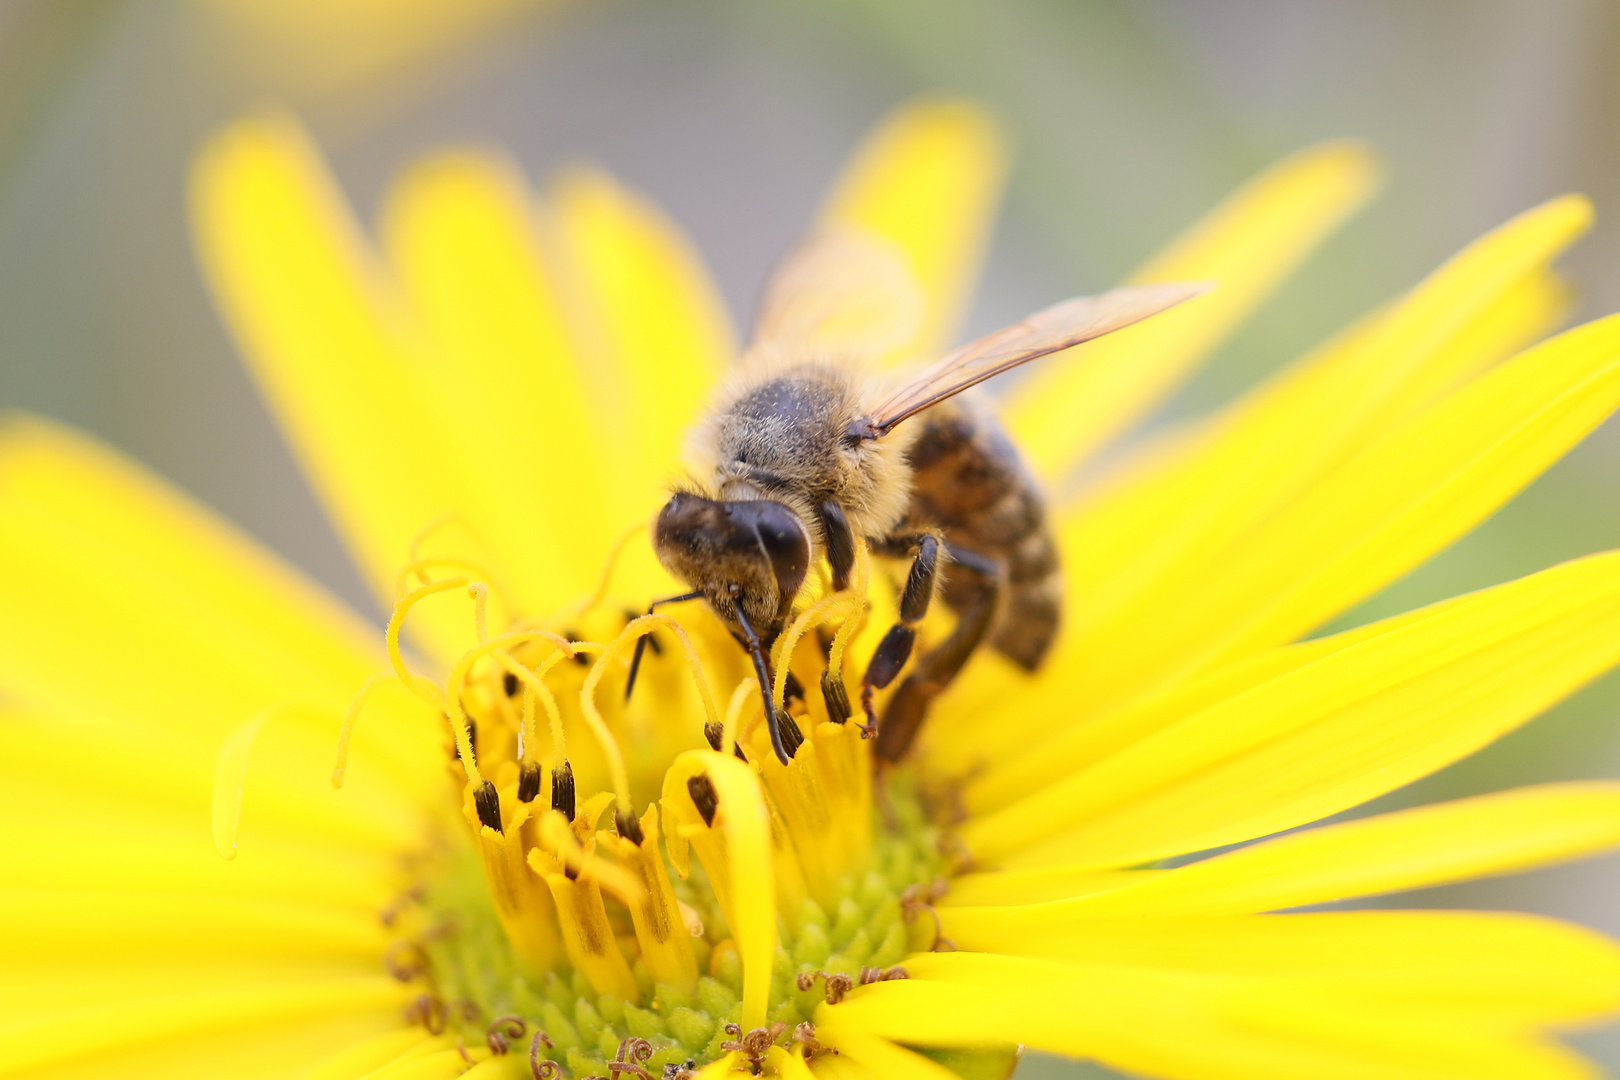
[
  {"left": 468, "top": 583, "right": 489, "bottom": 643},
  {"left": 331, "top": 672, "right": 393, "bottom": 788},
  {"left": 769, "top": 583, "right": 855, "bottom": 711},
  {"left": 580, "top": 614, "right": 719, "bottom": 814},
  {"left": 491, "top": 647, "right": 571, "bottom": 764},
  {"left": 445, "top": 629, "right": 573, "bottom": 785},
  {"left": 900, "top": 880, "right": 955, "bottom": 951},
  {"left": 795, "top": 970, "right": 854, "bottom": 1004},
  {"left": 487, "top": 1015, "right": 526, "bottom": 1055},
  {"left": 720, "top": 1023, "right": 785, "bottom": 1076},
  {"left": 530, "top": 1030, "right": 561, "bottom": 1080},
  {"left": 517, "top": 761, "right": 542, "bottom": 803},
  {"left": 616, "top": 809, "right": 645, "bottom": 845},
  {"left": 551, "top": 759, "right": 576, "bottom": 820},
  {"left": 609, "top": 1037, "right": 655, "bottom": 1080},
  {"left": 721, "top": 677, "right": 755, "bottom": 757},
  {"left": 826, "top": 540, "right": 872, "bottom": 679},
  {"left": 792, "top": 1022, "right": 821, "bottom": 1056},
  {"left": 387, "top": 576, "right": 468, "bottom": 709},
  {"left": 474, "top": 780, "right": 503, "bottom": 833},
  {"left": 704, "top": 720, "right": 747, "bottom": 762},
  {"left": 570, "top": 521, "right": 644, "bottom": 619},
  {"left": 405, "top": 993, "right": 447, "bottom": 1035}
]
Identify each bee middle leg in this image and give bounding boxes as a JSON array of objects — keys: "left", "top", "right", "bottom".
[
  {"left": 856, "top": 532, "right": 945, "bottom": 738},
  {"left": 871, "top": 542, "right": 1000, "bottom": 763}
]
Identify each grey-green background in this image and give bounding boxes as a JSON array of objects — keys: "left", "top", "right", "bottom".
[{"left": 4, "top": 0, "right": 1619, "bottom": 1073}]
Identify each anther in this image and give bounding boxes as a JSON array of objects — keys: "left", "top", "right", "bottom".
[
  {"left": 662, "top": 1062, "right": 697, "bottom": 1080},
  {"left": 795, "top": 970, "right": 855, "bottom": 1004},
  {"left": 901, "top": 881, "right": 954, "bottom": 951},
  {"left": 474, "top": 780, "right": 503, "bottom": 833},
  {"left": 551, "top": 759, "right": 576, "bottom": 821},
  {"left": 783, "top": 669, "right": 804, "bottom": 703},
  {"left": 704, "top": 721, "right": 746, "bottom": 762},
  {"left": 503, "top": 671, "right": 520, "bottom": 696},
  {"left": 820, "top": 670, "right": 852, "bottom": 724},
  {"left": 609, "top": 1037, "right": 655, "bottom": 1080},
  {"left": 383, "top": 940, "right": 426, "bottom": 981},
  {"left": 616, "top": 809, "right": 645, "bottom": 846},
  {"left": 404, "top": 993, "right": 447, "bottom": 1036},
  {"left": 487, "top": 1015, "right": 526, "bottom": 1055},
  {"left": 721, "top": 1024, "right": 785, "bottom": 1076},
  {"left": 530, "top": 1031, "right": 561, "bottom": 1080},
  {"left": 776, "top": 708, "right": 805, "bottom": 757},
  {"left": 792, "top": 1022, "right": 821, "bottom": 1056},
  {"left": 686, "top": 773, "right": 718, "bottom": 827},
  {"left": 564, "top": 630, "right": 591, "bottom": 666},
  {"left": 517, "top": 761, "right": 542, "bottom": 803},
  {"left": 859, "top": 965, "right": 908, "bottom": 985}
]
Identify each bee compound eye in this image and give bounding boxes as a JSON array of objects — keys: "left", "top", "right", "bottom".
[{"left": 752, "top": 501, "right": 810, "bottom": 599}]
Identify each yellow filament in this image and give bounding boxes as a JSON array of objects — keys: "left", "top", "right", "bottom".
[
  {"left": 580, "top": 614, "right": 720, "bottom": 810},
  {"left": 330, "top": 673, "right": 394, "bottom": 788},
  {"left": 828, "top": 540, "right": 872, "bottom": 676},
  {"left": 445, "top": 629, "right": 575, "bottom": 784},
  {"left": 770, "top": 549, "right": 872, "bottom": 710},
  {"left": 393, "top": 556, "right": 507, "bottom": 602},
  {"left": 722, "top": 677, "right": 755, "bottom": 758},
  {"left": 468, "top": 583, "right": 489, "bottom": 643},
  {"left": 572, "top": 521, "right": 646, "bottom": 618},
  {"left": 386, "top": 576, "right": 468, "bottom": 708},
  {"left": 491, "top": 647, "right": 571, "bottom": 763}
]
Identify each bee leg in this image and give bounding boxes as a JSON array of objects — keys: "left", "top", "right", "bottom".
[
  {"left": 624, "top": 590, "right": 705, "bottom": 701},
  {"left": 858, "top": 532, "right": 943, "bottom": 739},
  {"left": 875, "top": 544, "right": 1000, "bottom": 763},
  {"left": 731, "top": 598, "right": 803, "bottom": 765},
  {"left": 819, "top": 501, "right": 856, "bottom": 592}
]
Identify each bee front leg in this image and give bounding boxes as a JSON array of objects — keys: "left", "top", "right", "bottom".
[{"left": 857, "top": 532, "right": 943, "bottom": 738}]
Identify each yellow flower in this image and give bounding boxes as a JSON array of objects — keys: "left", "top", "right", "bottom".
[{"left": 5, "top": 96, "right": 1620, "bottom": 1080}]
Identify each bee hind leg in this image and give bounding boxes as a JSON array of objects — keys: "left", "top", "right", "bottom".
[
  {"left": 857, "top": 532, "right": 945, "bottom": 739},
  {"left": 872, "top": 543, "right": 1000, "bottom": 763}
]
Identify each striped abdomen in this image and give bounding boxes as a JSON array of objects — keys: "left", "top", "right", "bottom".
[{"left": 899, "top": 397, "right": 1060, "bottom": 669}]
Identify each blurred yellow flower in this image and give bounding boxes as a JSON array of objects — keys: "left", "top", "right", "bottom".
[{"left": 4, "top": 98, "right": 1620, "bottom": 1080}]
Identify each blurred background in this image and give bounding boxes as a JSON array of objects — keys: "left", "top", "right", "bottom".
[{"left": 3, "top": 0, "right": 1619, "bottom": 1072}]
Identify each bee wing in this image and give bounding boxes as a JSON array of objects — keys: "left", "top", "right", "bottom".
[
  {"left": 749, "top": 229, "right": 924, "bottom": 362},
  {"left": 865, "top": 282, "right": 1209, "bottom": 434}
]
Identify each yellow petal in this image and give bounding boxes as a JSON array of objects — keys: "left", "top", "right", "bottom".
[
  {"left": 660, "top": 751, "right": 776, "bottom": 1028},
  {"left": 190, "top": 112, "right": 480, "bottom": 663},
  {"left": 1003, "top": 141, "right": 1381, "bottom": 479},
  {"left": 550, "top": 166, "right": 736, "bottom": 563},
  {"left": 0, "top": 975, "right": 403, "bottom": 1076},
  {"left": 1025, "top": 197, "right": 1596, "bottom": 729},
  {"left": 298, "top": 1029, "right": 449, "bottom": 1080},
  {"left": 811, "top": 1022, "right": 965, "bottom": 1080},
  {"left": 0, "top": 892, "right": 386, "bottom": 964},
  {"left": 817, "top": 97, "right": 1006, "bottom": 365},
  {"left": 826, "top": 953, "right": 1596, "bottom": 1080},
  {"left": 938, "top": 910, "right": 1620, "bottom": 1024},
  {"left": 1000, "top": 782, "right": 1620, "bottom": 917},
  {"left": 378, "top": 149, "right": 619, "bottom": 612},
  {"left": 962, "top": 551, "right": 1620, "bottom": 867}
]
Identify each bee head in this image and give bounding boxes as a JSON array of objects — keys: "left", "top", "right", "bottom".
[{"left": 653, "top": 491, "right": 810, "bottom": 639}]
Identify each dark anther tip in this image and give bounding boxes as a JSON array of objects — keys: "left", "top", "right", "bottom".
[
  {"left": 777, "top": 709, "right": 805, "bottom": 758},
  {"left": 503, "top": 672, "right": 520, "bottom": 697},
  {"left": 616, "top": 809, "right": 645, "bottom": 845},
  {"left": 820, "top": 670, "right": 852, "bottom": 724},
  {"left": 551, "top": 759, "right": 576, "bottom": 822},
  {"left": 517, "top": 761, "right": 541, "bottom": 803},
  {"left": 474, "top": 780, "right": 503, "bottom": 833},
  {"left": 686, "top": 773, "right": 718, "bottom": 827},
  {"left": 703, "top": 721, "right": 724, "bottom": 752}
]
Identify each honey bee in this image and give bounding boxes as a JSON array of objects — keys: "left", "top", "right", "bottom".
[{"left": 640, "top": 232, "right": 1202, "bottom": 765}]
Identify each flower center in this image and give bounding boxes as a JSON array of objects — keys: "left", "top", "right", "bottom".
[{"left": 368, "top": 539, "right": 959, "bottom": 1077}]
